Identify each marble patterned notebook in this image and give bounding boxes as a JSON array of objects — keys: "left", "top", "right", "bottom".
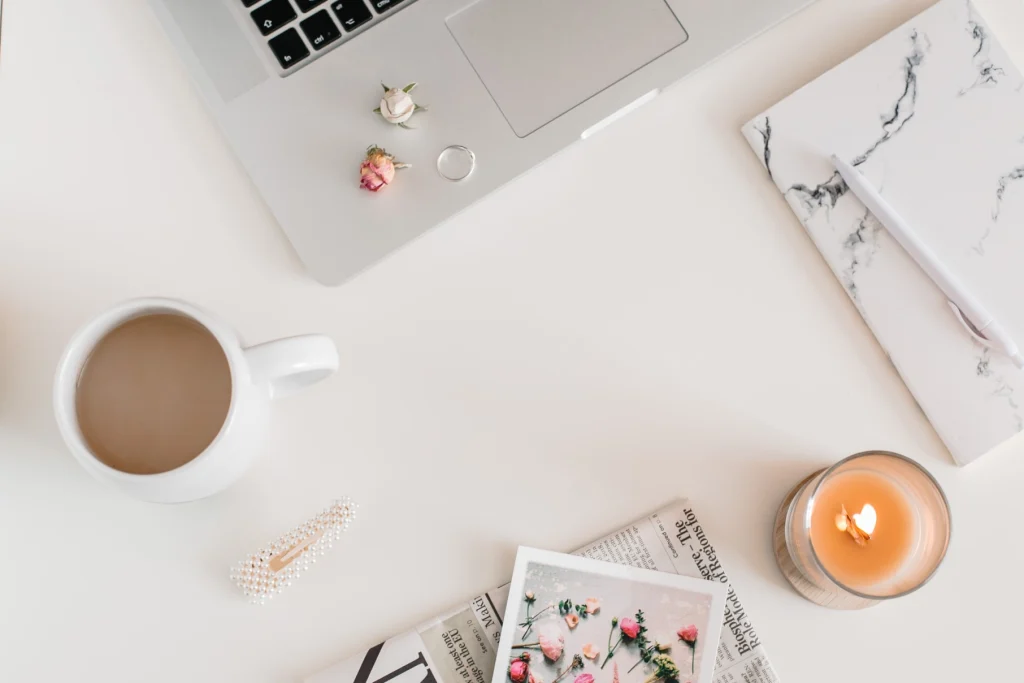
[{"left": 742, "top": 0, "right": 1024, "bottom": 465}]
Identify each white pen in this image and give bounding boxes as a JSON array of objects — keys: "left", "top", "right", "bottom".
[{"left": 831, "top": 154, "right": 1024, "bottom": 369}]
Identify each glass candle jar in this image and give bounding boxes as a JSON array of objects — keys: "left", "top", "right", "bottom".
[{"left": 773, "top": 451, "right": 951, "bottom": 609}]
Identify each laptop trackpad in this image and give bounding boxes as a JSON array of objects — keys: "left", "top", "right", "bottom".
[{"left": 447, "top": 0, "right": 687, "bottom": 137}]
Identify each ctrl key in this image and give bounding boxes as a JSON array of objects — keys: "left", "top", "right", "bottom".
[{"left": 269, "top": 29, "right": 310, "bottom": 69}]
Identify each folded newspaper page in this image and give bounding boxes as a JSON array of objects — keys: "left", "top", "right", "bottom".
[{"left": 308, "top": 500, "right": 777, "bottom": 683}]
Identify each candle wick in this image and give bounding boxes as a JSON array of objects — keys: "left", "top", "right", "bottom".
[{"left": 835, "top": 505, "right": 871, "bottom": 546}]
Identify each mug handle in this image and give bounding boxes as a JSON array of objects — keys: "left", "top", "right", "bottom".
[{"left": 244, "top": 335, "right": 339, "bottom": 398}]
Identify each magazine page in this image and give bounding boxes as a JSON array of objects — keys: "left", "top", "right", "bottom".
[{"left": 308, "top": 500, "right": 777, "bottom": 683}]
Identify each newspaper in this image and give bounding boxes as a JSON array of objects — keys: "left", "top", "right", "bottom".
[{"left": 308, "top": 500, "right": 777, "bottom": 683}]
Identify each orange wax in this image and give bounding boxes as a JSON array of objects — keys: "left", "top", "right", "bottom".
[{"left": 809, "top": 469, "right": 918, "bottom": 591}]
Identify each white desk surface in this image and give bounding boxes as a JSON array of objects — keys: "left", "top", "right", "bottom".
[{"left": 1, "top": 1, "right": 1022, "bottom": 681}]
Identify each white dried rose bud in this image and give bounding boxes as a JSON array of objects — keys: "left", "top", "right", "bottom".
[{"left": 375, "top": 83, "right": 425, "bottom": 127}]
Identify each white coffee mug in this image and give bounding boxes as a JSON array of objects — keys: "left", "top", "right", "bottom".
[{"left": 54, "top": 298, "right": 339, "bottom": 503}]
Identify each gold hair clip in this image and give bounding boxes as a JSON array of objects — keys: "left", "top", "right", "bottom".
[{"left": 230, "top": 497, "right": 357, "bottom": 604}]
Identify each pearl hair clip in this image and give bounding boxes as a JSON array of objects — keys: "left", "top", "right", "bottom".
[{"left": 230, "top": 497, "right": 357, "bottom": 604}]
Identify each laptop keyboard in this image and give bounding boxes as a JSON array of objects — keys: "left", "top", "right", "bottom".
[{"left": 244, "top": 0, "right": 410, "bottom": 72}]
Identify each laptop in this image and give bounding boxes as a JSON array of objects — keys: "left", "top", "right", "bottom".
[{"left": 149, "top": 0, "right": 813, "bottom": 285}]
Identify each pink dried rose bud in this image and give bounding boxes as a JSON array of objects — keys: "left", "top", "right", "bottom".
[
  {"left": 677, "top": 625, "right": 698, "bottom": 644},
  {"left": 359, "top": 145, "right": 409, "bottom": 192},
  {"left": 509, "top": 659, "right": 529, "bottom": 683},
  {"left": 619, "top": 617, "right": 640, "bottom": 640},
  {"left": 564, "top": 614, "right": 579, "bottom": 629},
  {"left": 584, "top": 598, "right": 600, "bottom": 615},
  {"left": 538, "top": 624, "right": 565, "bottom": 661}
]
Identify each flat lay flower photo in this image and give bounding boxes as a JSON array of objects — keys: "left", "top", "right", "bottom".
[{"left": 500, "top": 556, "right": 718, "bottom": 683}]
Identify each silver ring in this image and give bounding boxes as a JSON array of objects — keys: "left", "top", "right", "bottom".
[{"left": 436, "top": 145, "right": 476, "bottom": 182}]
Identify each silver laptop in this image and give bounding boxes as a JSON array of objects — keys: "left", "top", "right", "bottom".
[{"left": 149, "top": 0, "right": 812, "bottom": 285}]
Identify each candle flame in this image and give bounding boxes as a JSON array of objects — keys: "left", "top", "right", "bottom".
[
  {"left": 852, "top": 504, "right": 877, "bottom": 536},
  {"left": 835, "top": 504, "right": 874, "bottom": 546}
]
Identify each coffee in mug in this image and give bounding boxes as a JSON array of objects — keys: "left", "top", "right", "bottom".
[
  {"left": 55, "top": 298, "right": 339, "bottom": 502},
  {"left": 75, "top": 313, "right": 233, "bottom": 475}
]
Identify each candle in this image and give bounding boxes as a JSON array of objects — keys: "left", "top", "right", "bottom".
[
  {"left": 774, "top": 451, "right": 951, "bottom": 609},
  {"left": 809, "top": 469, "right": 918, "bottom": 591}
]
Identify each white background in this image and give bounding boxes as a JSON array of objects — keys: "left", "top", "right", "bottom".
[{"left": 1, "top": 1, "right": 1021, "bottom": 681}]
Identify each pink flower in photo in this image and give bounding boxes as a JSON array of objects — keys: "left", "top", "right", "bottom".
[
  {"left": 584, "top": 598, "right": 600, "bottom": 615},
  {"left": 678, "top": 624, "right": 698, "bottom": 674},
  {"left": 509, "top": 659, "right": 529, "bottom": 683},
  {"left": 619, "top": 617, "right": 640, "bottom": 640},
  {"left": 582, "top": 644, "right": 600, "bottom": 661},
  {"left": 677, "top": 625, "right": 698, "bottom": 644},
  {"left": 538, "top": 624, "right": 565, "bottom": 661},
  {"left": 564, "top": 614, "right": 580, "bottom": 629},
  {"left": 573, "top": 675, "right": 594, "bottom": 683}
]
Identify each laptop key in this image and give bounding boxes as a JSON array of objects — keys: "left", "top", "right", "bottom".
[
  {"left": 300, "top": 10, "right": 342, "bottom": 50},
  {"left": 331, "top": 1, "right": 372, "bottom": 31},
  {"left": 295, "top": 0, "right": 327, "bottom": 11},
  {"left": 371, "top": 0, "right": 405, "bottom": 14},
  {"left": 241, "top": 0, "right": 262, "bottom": 7},
  {"left": 268, "top": 28, "right": 310, "bottom": 68},
  {"left": 251, "top": 0, "right": 297, "bottom": 35}
]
